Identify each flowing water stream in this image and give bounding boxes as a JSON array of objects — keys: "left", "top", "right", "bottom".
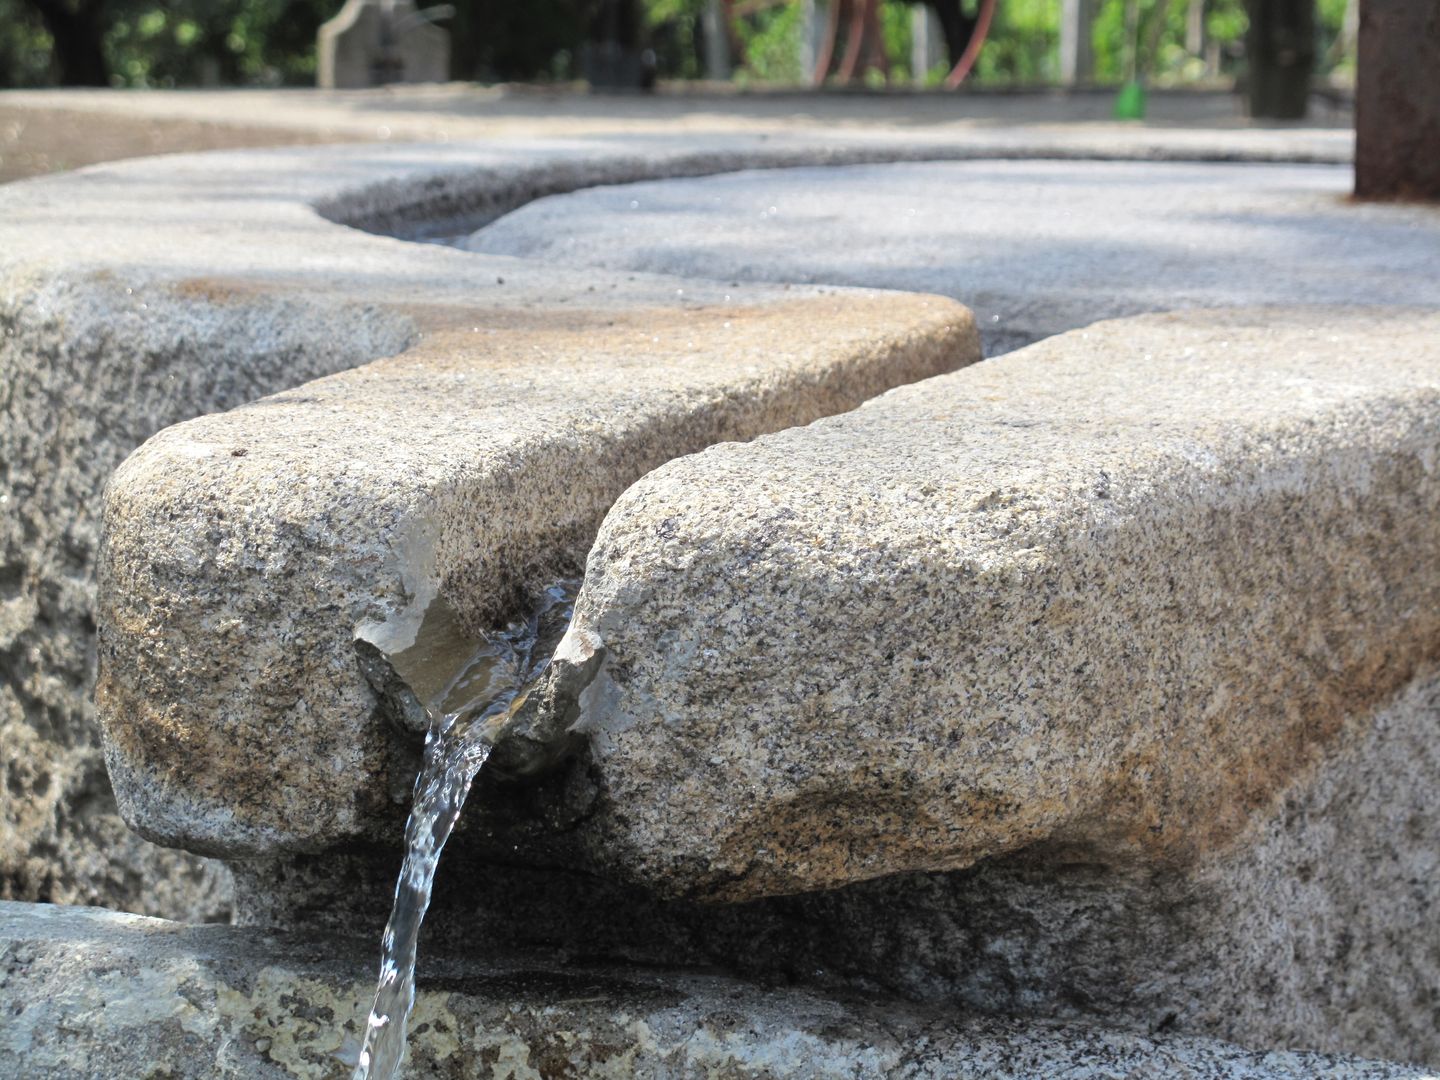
[{"left": 352, "top": 580, "right": 580, "bottom": 1080}]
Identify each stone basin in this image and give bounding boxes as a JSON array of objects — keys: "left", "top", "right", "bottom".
[
  {"left": 5, "top": 124, "right": 1440, "bottom": 1073},
  {"left": 541, "top": 306, "right": 1440, "bottom": 899},
  {"left": 79, "top": 151, "right": 1440, "bottom": 884}
]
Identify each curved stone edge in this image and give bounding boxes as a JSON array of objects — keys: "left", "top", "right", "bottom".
[
  {"left": 0, "top": 132, "right": 997, "bottom": 911},
  {"left": 0, "top": 125, "right": 1376, "bottom": 915},
  {"left": 319, "top": 132, "right": 1355, "bottom": 243},
  {"left": 0, "top": 268, "right": 416, "bottom": 916},
  {"left": 529, "top": 305, "right": 1440, "bottom": 901},
  {"left": 2, "top": 123, "right": 1336, "bottom": 913},
  {"left": 0, "top": 900, "right": 1422, "bottom": 1080},
  {"left": 95, "top": 288, "right": 979, "bottom": 857}
]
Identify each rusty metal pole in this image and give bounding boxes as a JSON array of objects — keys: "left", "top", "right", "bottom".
[{"left": 1355, "top": 0, "right": 1440, "bottom": 200}]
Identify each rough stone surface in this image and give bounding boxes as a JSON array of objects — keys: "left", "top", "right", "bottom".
[
  {"left": 529, "top": 307, "right": 1440, "bottom": 902},
  {"left": 7, "top": 111, "right": 1438, "bottom": 1078},
  {"left": 4, "top": 132, "right": 1038, "bottom": 915},
  {"left": 0, "top": 276, "right": 410, "bottom": 919},
  {"left": 98, "top": 290, "right": 975, "bottom": 857},
  {"left": 12, "top": 125, "right": 1358, "bottom": 916},
  {"left": 467, "top": 159, "right": 1440, "bottom": 353},
  {"left": 223, "top": 667, "right": 1440, "bottom": 1066},
  {"left": 0, "top": 900, "right": 1426, "bottom": 1080}
]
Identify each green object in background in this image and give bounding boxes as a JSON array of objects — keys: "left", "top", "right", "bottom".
[{"left": 1114, "top": 81, "right": 1147, "bottom": 119}]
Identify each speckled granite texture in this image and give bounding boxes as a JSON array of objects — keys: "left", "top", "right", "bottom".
[
  {"left": 0, "top": 131, "right": 1008, "bottom": 915},
  {"left": 0, "top": 127, "right": 1415, "bottom": 919},
  {"left": 7, "top": 124, "right": 1440, "bottom": 1079},
  {"left": 93, "top": 304, "right": 1440, "bottom": 1068},
  {"left": 97, "top": 291, "right": 975, "bottom": 857},
  {"left": 506, "top": 306, "right": 1440, "bottom": 901},
  {"left": 0, "top": 901, "right": 1425, "bottom": 1080}
]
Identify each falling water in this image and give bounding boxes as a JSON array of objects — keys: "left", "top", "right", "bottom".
[{"left": 352, "top": 580, "right": 580, "bottom": 1080}]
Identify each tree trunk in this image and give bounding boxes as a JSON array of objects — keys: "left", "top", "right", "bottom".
[
  {"left": 28, "top": 0, "right": 109, "bottom": 86},
  {"left": 1355, "top": 0, "right": 1440, "bottom": 200},
  {"left": 1243, "top": 0, "right": 1315, "bottom": 119}
]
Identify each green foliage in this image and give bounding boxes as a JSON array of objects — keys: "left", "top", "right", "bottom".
[
  {"left": 0, "top": 0, "right": 1359, "bottom": 90},
  {"left": 972, "top": 0, "right": 1057, "bottom": 82},
  {"left": 880, "top": 0, "right": 913, "bottom": 82},
  {"left": 734, "top": 1, "right": 805, "bottom": 84},
  {"left": 645, "top": 1, "right": 702, "bottom": 78},
  {"left": 0, "top": 0, "right": 54, "bottom": 87},
  {"left": 101, "top": 0, "right": 335, "bottom": 87},
  {"left": 0, "top": 0, "right": 335, "bottom": 87}
]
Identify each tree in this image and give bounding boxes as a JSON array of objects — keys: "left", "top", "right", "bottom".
[{"left": 1354, "top": 0, "right": 1440, "bottom": 200}]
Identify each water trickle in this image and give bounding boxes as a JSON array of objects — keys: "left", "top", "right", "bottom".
[{"left": 352, "top": 580, "right": 580, "bottom": 1080}]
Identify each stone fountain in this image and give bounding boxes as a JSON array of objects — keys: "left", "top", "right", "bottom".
[{"left": 2, "top": 127, "right": 1440, "bottom": 1078}]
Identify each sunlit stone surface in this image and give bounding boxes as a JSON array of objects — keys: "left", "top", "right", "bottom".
[
  {"left": 6, "top": 122, "right": 1440, "bottom": 1078},
  {"left": 468, "top": 159, "right": 1440, "bottom": 354},
  {"left": 542, "top": 307, "right": 1440, "bottom": 901}
]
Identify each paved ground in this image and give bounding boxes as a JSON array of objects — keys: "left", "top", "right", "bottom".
[
  {"left": 0, "top": 83, "right": 1352, "bottom": 184},
  {"left": 0, "top": 105, "right": 355, "bottom": 185},
  {"left": 469, "top": 158, "right": 1440, "bottom": 354}
]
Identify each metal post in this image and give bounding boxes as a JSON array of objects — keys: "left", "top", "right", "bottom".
[
  {"left": 702, "top": 0, "right": 732, "bottom": 81},
  {"left": 911, "top": 4, "right": 946, "bottom": 86},
  {"left": 1060, "top": 0, "right": 1095, "bottom": 86}
]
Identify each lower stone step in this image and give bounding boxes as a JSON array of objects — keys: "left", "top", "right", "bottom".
[{"left": 0, "top": 900, "right": 1423, "bottom": 1080}]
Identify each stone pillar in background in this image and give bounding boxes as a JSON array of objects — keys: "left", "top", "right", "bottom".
[
  {"left": 318, "top": 0, "right": 450, "bottom": 89},
  {"left": 1355, "top": 0, "right": 1440, "bottom": 200},
  {"left": 911, "top": 5, "right": 947, "bottom": 86},
  {"left": 702, "top": 0, "right": 732, "bottom": 80},
  {"left": 1060, "top": 0, "right": 1095, "bottom": 86},
  {"left": 1242, "top": 0, "right": 1316, "bottom": 119}
]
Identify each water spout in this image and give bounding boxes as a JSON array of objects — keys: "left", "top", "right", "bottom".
[{"left": 351, "top": 580, "right": 579, "bottom": 1080}]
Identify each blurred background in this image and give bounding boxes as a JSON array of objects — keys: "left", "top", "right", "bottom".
[{"left": 0, "top": 0, "right": 1354, "bottom": 100}]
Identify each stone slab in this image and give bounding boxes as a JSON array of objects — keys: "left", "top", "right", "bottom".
[
  {"left": 0, "top": 900, "right": 1424, "bottom": 1080},
  {"left": 527, "top": 306, "right": 1440, "bottom": 901},
  {"left": 11, "top": 125, "right": 1363, "bottom": 914},
  {"left": 4, "top": 131, "right": 1029, "bottom": 915},
  {"left": 97, "top": 288, "right": 975, "bottom": 857},
  {"left": 220, "top": 667, "right": 1440, "bottom": 1066},
  {"left": 467, "top": 158, "right": 1440, "bottom": 353}
]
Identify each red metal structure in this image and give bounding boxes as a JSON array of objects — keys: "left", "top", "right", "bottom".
[{"left": 941, "top": 0, "right": 997, "bottom": 87}]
